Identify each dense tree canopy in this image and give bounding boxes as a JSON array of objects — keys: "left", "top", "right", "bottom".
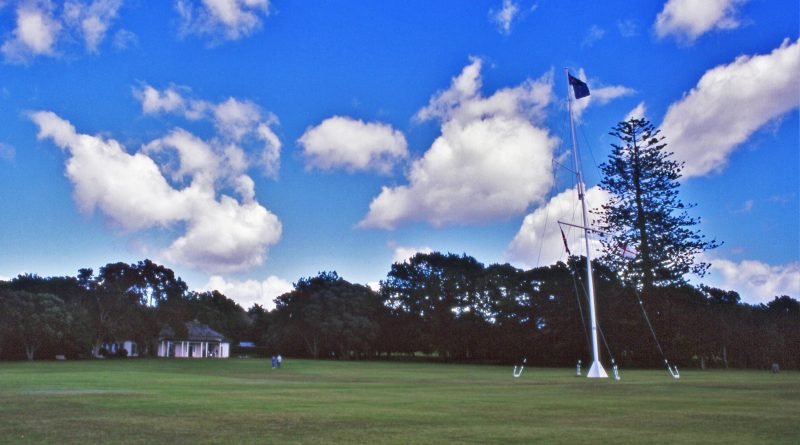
[
  {"left": 382, "top": 253, "right": 485, "bottom": 359},
  {"left": 270, "top": 272, "right": 383, "bottom": 359},
  {"left": 0, "top": 256, "right": 796, "bottom": 370},
  {"left": 0, "top": 290, "right": 75, "bottom": 360},
  {"left": 0, "top": 261, "right": 247, "bottom": 360}
]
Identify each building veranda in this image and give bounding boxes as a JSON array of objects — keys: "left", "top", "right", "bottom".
[{"left": 157, "top": 321, "right": 230, "bottom": 358}]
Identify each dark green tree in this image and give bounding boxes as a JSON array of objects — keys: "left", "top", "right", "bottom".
[
  {"left": 476, "top": 263, "right": 548, "bottom": 362},
  {"left": 91, "top": 260, "right": 193, "bottom": 356},
  {"left": 381, "top": 253, "right": 486, "bottom": 359},
  {"left": 271, "top": 272, "right": 381, "bottom": 359},
  {"left": 596, "top": 118, "right": 719, "bottom": 292},
  {"left": 0, "top": 290, "right": 73, "bottom": 360},
  {"left": 82, "top": 265, "right": 143, "bottom": 356},
  {"left": 187, "top": 290, "right": 250, "bottom": 343},
  {"left": 3, "top": 276, "right": 93, "bottom": 359},
  {"left": 247, "top": 304, "right": 272, "bottom": 348}
]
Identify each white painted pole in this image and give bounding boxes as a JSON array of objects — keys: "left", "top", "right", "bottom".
[{"left": 566, "top": 69, "right": 607, "bottom": 379}]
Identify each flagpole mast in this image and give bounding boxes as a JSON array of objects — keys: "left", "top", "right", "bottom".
[{"left": 566, "top": 68, "right": 608, "bottom": 378}]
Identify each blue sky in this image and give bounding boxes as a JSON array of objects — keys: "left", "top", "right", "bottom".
[{"left": 1, "top": 0, "right": 797, "bottom": 308}]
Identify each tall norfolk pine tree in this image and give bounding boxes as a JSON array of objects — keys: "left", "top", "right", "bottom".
[{"left": 596, "top": 118, "right": 719, "bottom": 292}]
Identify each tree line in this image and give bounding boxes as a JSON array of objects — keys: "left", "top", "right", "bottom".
[
  {"left": 0, "top": 260, "right": 249, "bottom": 360},
  {"left": 0, "top": 254, "right": 797, "bottom": 369}
]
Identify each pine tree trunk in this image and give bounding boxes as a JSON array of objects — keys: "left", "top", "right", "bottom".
[{"left": 631, "top": 131, "right": 654, "bottom": 293}]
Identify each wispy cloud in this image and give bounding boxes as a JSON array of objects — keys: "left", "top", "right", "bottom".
[
  {"left": 176, "top": 0, "right": 271, "bottom": 43},
  {"left": 490, "top": 0, "right": 520, "bottom": 35},
  {"left": 0, "top": 142, "right": 15, "bottom": 161},
  {"left": 64, "top": 0, "right": 124, "bottom": 53},
  {"left": 582, "top": 24, "right": 605, "bottom": 47},
  {"left": 655, "top": 0, "right": 748, "bottom": 43},
  {"left": 570, "top": 69, "right": 636, "bottom": 121},
  {"left": 616, "top": 19, "right": 638, "bottom": 38},
  {"left": 112, "top": 28, "right": 138, "bottom": 50},
  {"left": 768, "top": 193, "right": 795, "bottom": 204},
  {"left": 1, "top": 0, "right": 123, "bottom": 63},
  {"left": 735, "top": 199, "right": 754, "bottom": 214}
]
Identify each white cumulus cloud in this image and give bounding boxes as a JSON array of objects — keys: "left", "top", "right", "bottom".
[
  {"left": 202, "top": 275, "right": 293, "bottom": 310},
  {"left": 2, "top": 0, "right": 123, "bottom": 63},
  {"left": 31, "top": 111, "right": 189, "bottom": 230},
  {"left": 391, "top": 245, "right": 433, "bottom": 264},
  {"left": 506, "top": 186, "right": 611, "bottom": 268},
  {"left": 30, "top": 110, "right": 282, "bottom": 274},
  {"left": 360, "top": 58, "right": 558, "bottom": 229},
  {"left": 704, "top": 258, "right": 799, "bottom": 304},
  {"left": 660, "top": 38, "right": 800, "bottom": 178},
  {"left": 164, "top": 195, "right": 281, "bottom": 273},
  {"left": 299, "top": 116, "right": 408, "bottom": 174},
  {"left": 655, "top": 0, "right": 747, "bottom": 42},
  {"left": 176, "top": 0, "right": 270, "bottom": 42},
  {"left": 2, "top": 2, "right": 61, "bottom": 62},
  {"left": 136, "top": 85, "right": 194, "bottom": 116},
  {"left": 624, "top": 101, "right": 647, "bottom": 122},
  {"left": 143, "top": 128, "right": 220, "bottom": 183},
  {"left": 134, "top": 84, "right": 282, "bottom": 179}
]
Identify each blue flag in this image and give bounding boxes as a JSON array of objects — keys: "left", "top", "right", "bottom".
[{"left": 568, "top": 74, "right": 590, "bottom": 99}]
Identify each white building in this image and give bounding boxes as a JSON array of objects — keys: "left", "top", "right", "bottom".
[
  {"left": 156, "top": 321, "right": 229, "bottom": 358},
  {"left": 98, "top": 340, "right": 139, "bottom": 357}
]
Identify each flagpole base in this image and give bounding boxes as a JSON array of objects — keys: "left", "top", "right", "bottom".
[{"left": 586, "top": 360, "right": 608, "bottom": 378}]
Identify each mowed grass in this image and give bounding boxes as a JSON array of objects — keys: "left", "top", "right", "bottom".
[{"left": 0, "top": 359, "right": 798, "bottom": 444}]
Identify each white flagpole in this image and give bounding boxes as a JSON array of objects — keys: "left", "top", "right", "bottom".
[{"left": 566, "top": 69, "right": 608, "bottom": 378}]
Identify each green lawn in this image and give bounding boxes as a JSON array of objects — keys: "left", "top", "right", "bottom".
[{"left": 0, "top": 359, "right": 797, "bottom": 444}]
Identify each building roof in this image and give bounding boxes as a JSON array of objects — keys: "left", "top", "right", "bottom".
[{"left": 158, "top": 321, "right": 227, "bottom": 342}]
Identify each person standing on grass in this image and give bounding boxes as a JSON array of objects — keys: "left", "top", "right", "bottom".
[
  {"left": 277, "top": 354, "right": 282, "bottom": 369},
  {"left": 271, "top": 355, "right": 277, "bottom": 369}
]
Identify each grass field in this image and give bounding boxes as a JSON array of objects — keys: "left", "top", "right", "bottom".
[{"left": 0, "top": 359, "right": 798, "bottom": 444}]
